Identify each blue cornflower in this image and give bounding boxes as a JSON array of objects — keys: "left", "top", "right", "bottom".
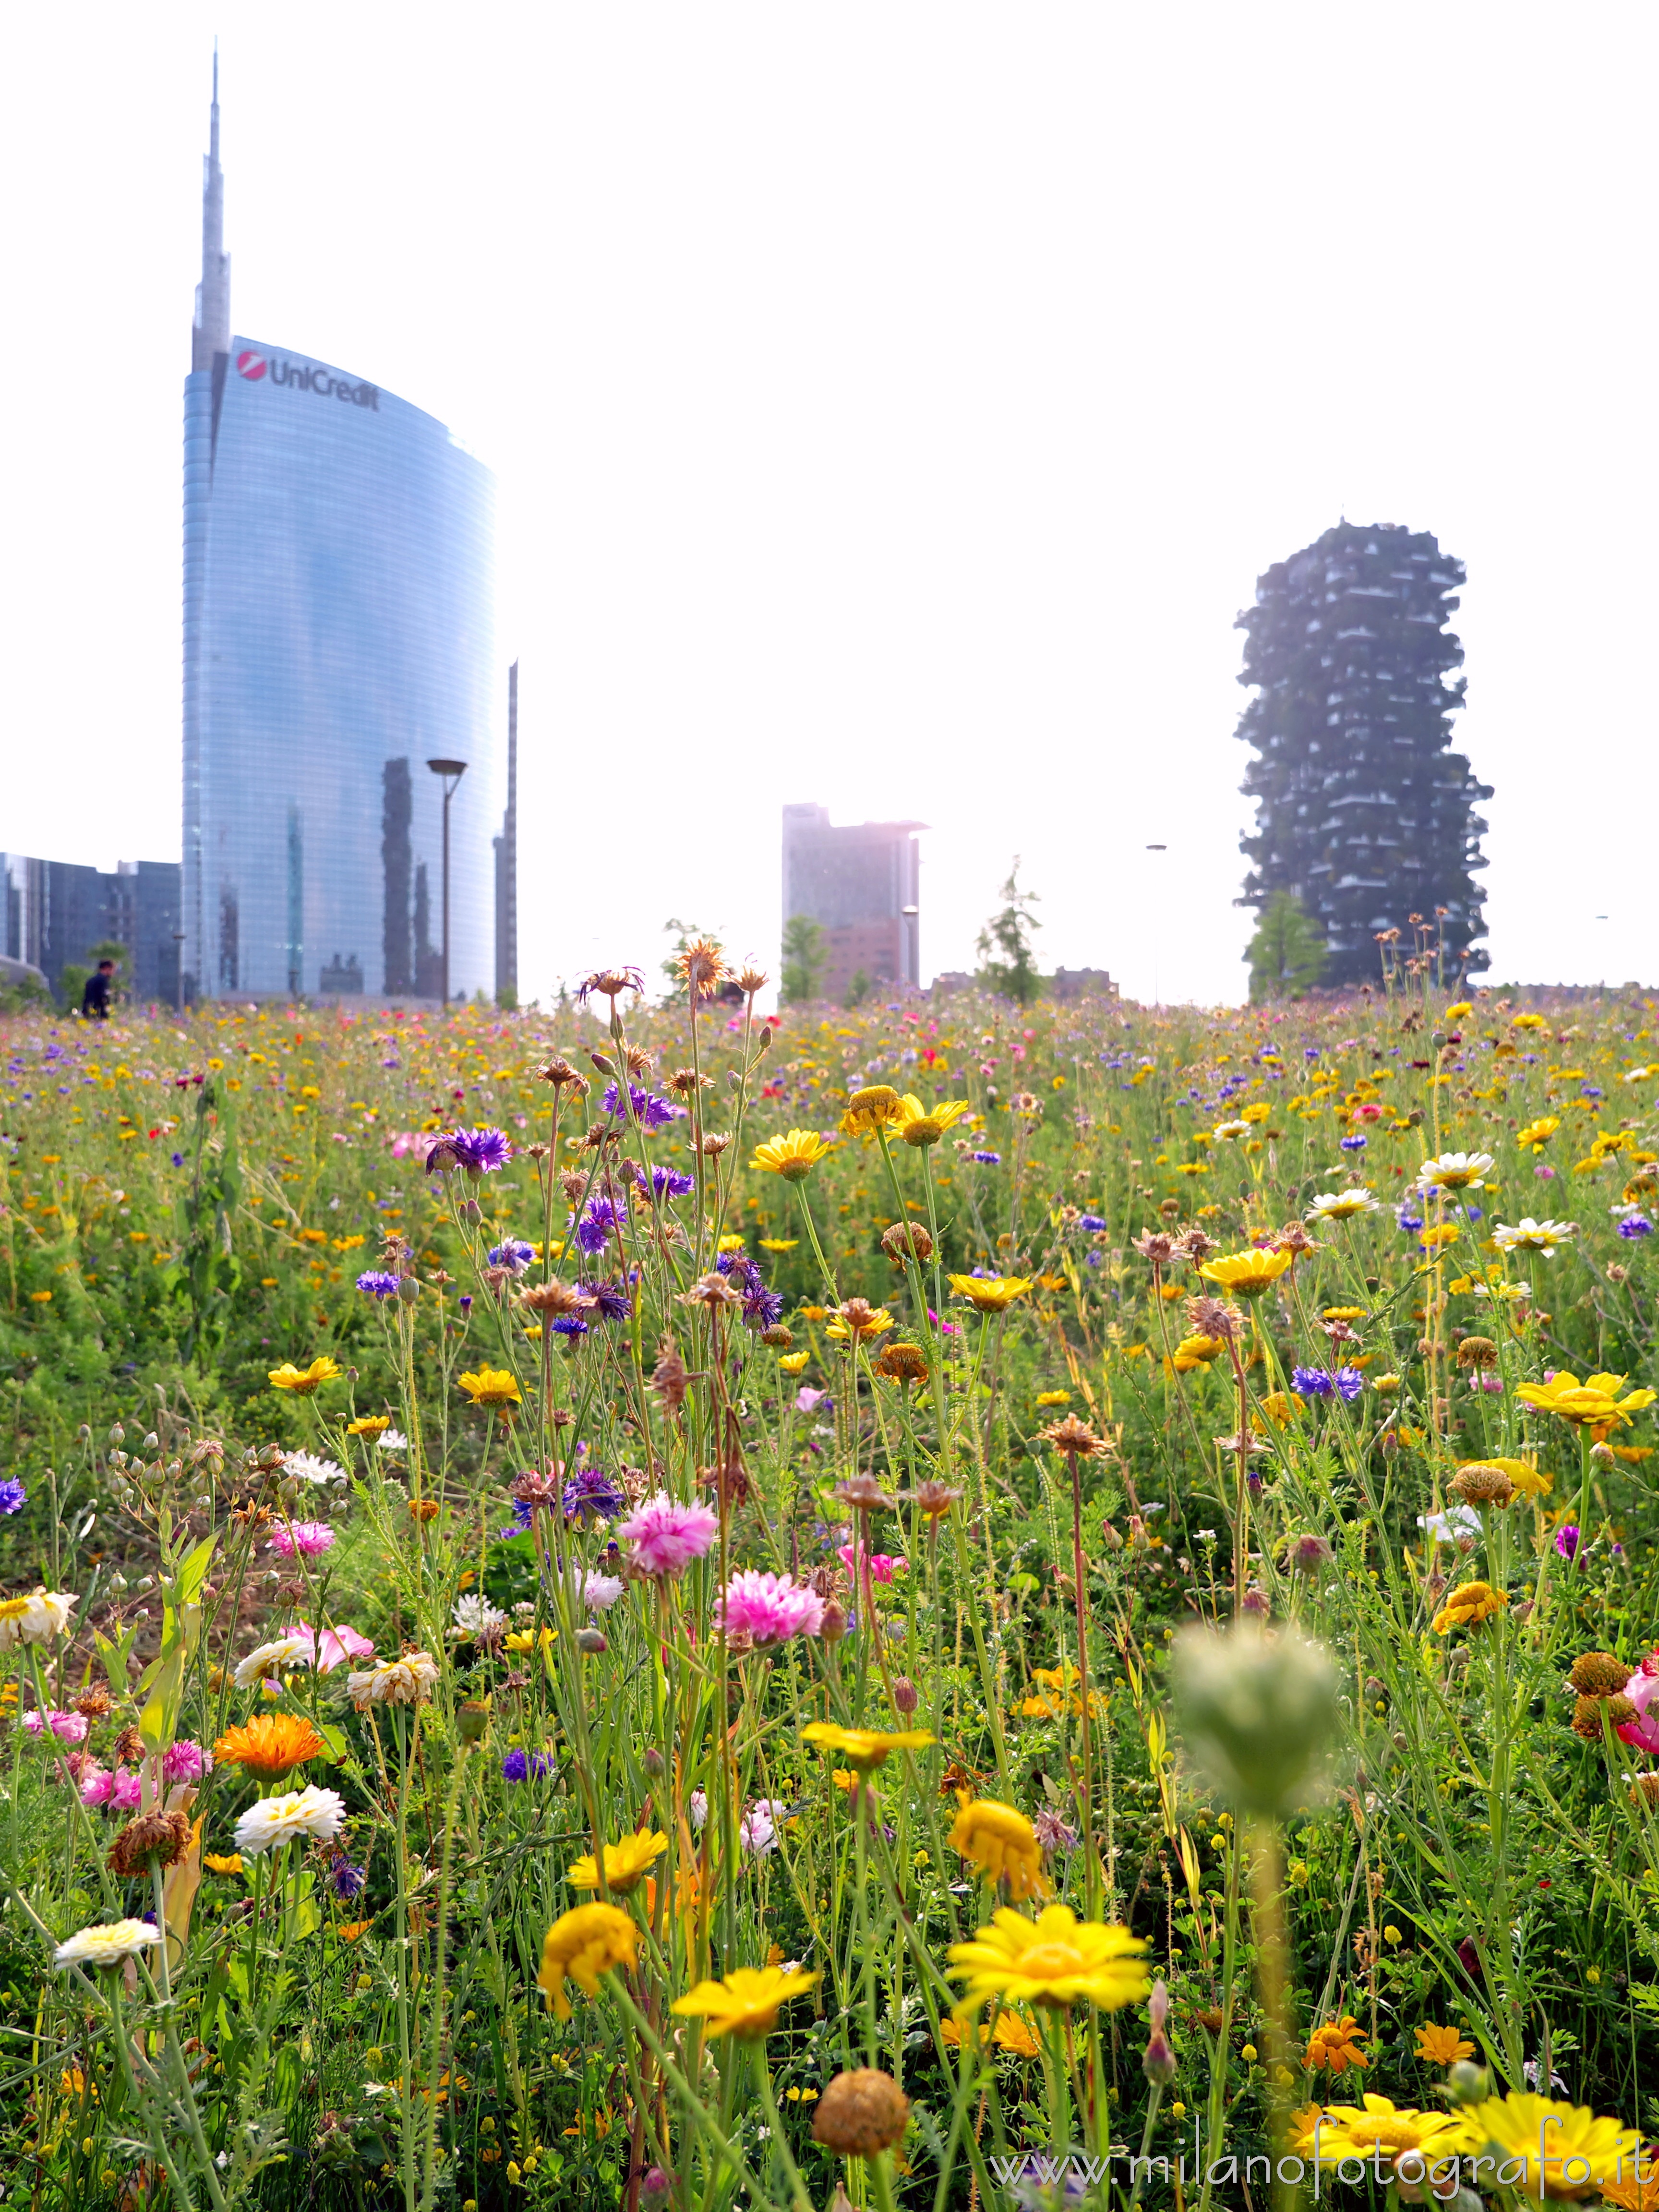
[
  {"left": 651, "top": 1165, "right": 695, "bottom": 1199},
  {"left": 573, "top": 1196, "right": 625, "bottom": 1254},
  {"left": 1619, "top": 1213, "right": 1653, "bottom": 1239},
  {"left": 427, "top": 1125, "right": 512, "bottom": 1176},
  {"left": 356, "top": 1271, "right": 402, "bottom": 1299},
  {"left": 498, "top": 1499, "right": 535, "bottom": 1539},
  {"left": 488, "top": 1239, "right": 537, "bottom": 1274},
  {"left": 972, "top": 1150, "right": 1002, "bottom": 1166},
  {"left": 1339, "top": 1134, "right": 1367, "bottom": 1152},
  {"left": 551, "top": 1315, "right": 589, "bottom": 1338},
  {"left": 743, "top": 1286, "right": 786, "bottom": 1331},
  {"left": 561, "top": 1466, "right": 627, "bottom": 1525},
  {"left": 1581, "top": 1085, "right": 1604, "bottom": 1100},
  {"left": 1304, "top": 1046, "right": 1320, "bottom": 1061},
  {"left": 601, "top": 1082, "right": 676, "bottom": 1130},
  {"left": 1077, "top": 1214, "right": 1106, "bottom": 1232},
  {"left": 329, "top": 1858, "right": 368, "bottom": 1900},
  {"left": 577, "top": 1277, "right": 633, "bottom": 1321},
  {"left": 501, "top": 1748, "right": 554, "bottom": 1783},
  {"left": 170, "top": 1151, "right": 185, "bottom": 1167},
  {"left": 0, "top": 1479, "right": 26, "bottom": 1515},
  {"left": 1396, "top": 1210, "right": 1424, "bottom": 1232},
  {"left": 1292, "top": 1366, "right": 1335, "bottom": 1397}
]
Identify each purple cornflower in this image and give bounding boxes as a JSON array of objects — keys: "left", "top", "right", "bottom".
[
  {"left": 550, "top": 1314, "right": 589, "bottom": 1338},
  {"left": 576, "top": 966, "right": 645, "bottom": 1006},
  {"left": 427, "top": 1125, "right": 512, "bottom": 1176},
  {"left": 573, "top": 1196, "right": 625, "bottom": 1254},
  {"left": 357, "top": 1271, "right": 402, "bottom": 1299},
  {"left": 651, "top": 1165, "right": 695, "bottom": 1199},
  {"left": 329, "top": 1857, "right": 368, "bottom": 1900},
  {"left": 501, "top": 1748, "right": 555, "bottom": 1783},
  {"left": 1619, "top": 1213, "right": 1653, "bottom": 1239},
  {"left": 601, "top": 1082, "right": 676, "bottom": 1130},
  {"left": 577, "top": 1277, "right": 634, "bottom": 1321},
  {"left": 743, "top": 1285, "right": 786, "bottom": 1331},
  {"left": 488, "top": 1239, "right": 537, "bottom": 1274},
  {"left": 0, "top": 1479, "right": 26, "bottom": 1515},
  {"left": 561, "top": 1466, "right": 628, "bottom": 1525},
  {"left": 1555, "top": 1523, "right": 1581, "bottom": 1561},
  {"left": 1339, "top": 1134, "right": 1367, "bottom": 1152},
  {"left": 972, "top": 1150, "right": 1001, "bottom": 1166}
]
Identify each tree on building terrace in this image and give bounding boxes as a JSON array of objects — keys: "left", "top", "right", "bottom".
[{"left": 1234, "top": 520, "right": 1492, "bottom": 989}]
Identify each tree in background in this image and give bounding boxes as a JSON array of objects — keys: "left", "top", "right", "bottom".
[
  {"left": 1235, "top": 521, "right": 1491, "bottom": 988},
  {"left": 1246, "top": 891, "right": 1328, "bottom": 1002},
  {"left": 976, "top": 859, "right": 1042, "bottom": 1005},
  {"left": 780, "top": 914, "right": 827, "bottom": 1005}
]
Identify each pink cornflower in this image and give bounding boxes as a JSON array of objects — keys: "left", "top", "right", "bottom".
[
  {"left": 717, "top": 1570, "right": 825, "bottom": 1645},
  {"left": 739, "top": 1798, "right": 789, "bottom": 1856},
  {"left": 617, "top": 1491, "right": 719, "bottom": 1579},
  {"left": 1618, "top": 1650, "right": 1659, "bottom": 1755},
  {"left": 162, "top": 1739, "right": 212, "bottom": 1783},
  {"left": 78, "top": 1764, "right": 115, "bottom": 1807},
  {"left": 838, "top": 1545, "right": 907, "bottom": 1585},
  {"left": 268, "top": 1521, "right": 336, "bottom": 1560},
  {"left": 110, "top": 1770, "right": 143, "bottom": 1811},
  {"left": 288, "top": 1622, "right": 376, "bottom": 1673}
]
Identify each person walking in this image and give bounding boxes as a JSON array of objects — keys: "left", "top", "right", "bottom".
[{"left": 81, "top": 959, "right": 116, "bottom": 1020}]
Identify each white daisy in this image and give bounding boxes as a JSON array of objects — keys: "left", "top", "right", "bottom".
[
  {"left": 451, "top": 1594, "right": 507, "bottom": 1638},
  {"left": 1472, "top": 1279, "right": 1531, "bottom": 1303},
  {"left": 234, "top": 1785, "right": 347, "bottom": 1856},
  {"left": 233, "top": 1635, "right": 313, "bottom": 1687},
  {"left": 347, "top": 1651, "right": 439, "bottom": 1708},
  {"left": 283, "top": 1450, "right": 348, "bottom": 1486},
  {"left": 54, "top": 1917, "right": 163, "bottom": 1970},
  {"left": 0, "top": 1588, "right": 77, "bottom": 1652},
  {"left": 1492, "top": 1217, "right": 1577, "bottom": 1257},
  {"left": 1416, "top": 1151, "right": 1495, "bottom": 1193},
  {"left": 1305, "top": 1189, "right": 1379, "bottom": 1223},
  {"left": 376, "top": 1429, "right": 409, "bottom": 1451},
  {"left": 1213, "top": 1119, "right": 1252, "bottom": 1141},
  {"left": 1417, "top": 1505, "right": 1482, "bottom": 1544}
]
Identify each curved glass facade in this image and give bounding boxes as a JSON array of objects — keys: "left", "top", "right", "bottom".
[{"left": 183, "top": 337, "right": 497, "bottom": 1001}]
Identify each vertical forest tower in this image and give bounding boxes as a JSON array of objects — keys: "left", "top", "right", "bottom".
[{"left": 1234, "top": 523, "right": 1491, "bottom": 987}]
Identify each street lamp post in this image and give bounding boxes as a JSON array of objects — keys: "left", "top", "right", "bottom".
[
  {"left": 172, "top": 930, "right": 187, "bottom": 1016},
  {"left": 426, "top": 758, "right": 468, "bottom": 1005}
]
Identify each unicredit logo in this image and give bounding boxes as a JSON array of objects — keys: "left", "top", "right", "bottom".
[{"left": 234, "top": 349, "right": 379, "bottom": 410}]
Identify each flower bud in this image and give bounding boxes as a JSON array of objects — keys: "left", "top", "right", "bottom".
[
  {"left": 576, "top": 1627, "right": 607, "bottom": 1655},
  {"left": 397, "top": 1274, "right": 420, "bottom": 1305},
  {"left": 812, "top": 2068, "right": 910, "bottom": 2157},
  {"left": 1142, "top": 1979, "right": 1177, "bottom": 2085},
  {"left": 1171, "top": 1621, "right": 1339, "bottom": 1817},
  {"left": 459, "top": 1198, "right": 483, "bottom": 1225},
  {"left": 457, "top": 1698, "right": 491, "bottom": 1745},
  {"left": 1446, "top": 2060, "right": 1489, "bottom": 2104},
  {"left": 820, "top": 1599, "right": 849, "bottom": 1644},
  {"left": 891, "top": 1676, "right": 918, "bottom": 1715},
  {"left": 642, "top": 1746, "right": 667, "bottom": 1779}
]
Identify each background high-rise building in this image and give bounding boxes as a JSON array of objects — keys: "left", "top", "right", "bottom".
[
  {"left": 182, "top": 60, "right": 505, "bottom": 1003},
  {"left": 781, "top": 804, "right": 922, "bottom": 1002},
  {"left": 3, "top": 853, "right": 182, "bottom": 1003},
  {"left": 1235, "top": 522, "right": 1492, "bottom": 987}
]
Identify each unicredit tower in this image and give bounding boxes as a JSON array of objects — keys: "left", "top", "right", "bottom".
[{"left": 182, "top": 60, "right": 504, "bottom": 1003}]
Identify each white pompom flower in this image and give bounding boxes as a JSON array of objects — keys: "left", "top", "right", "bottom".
[
  {"left": 54, "top": 1918, "right": 163, "bottom": 1970},
  {"left": 233, "top": 1785, "right": 347, "bottom": 1856}
]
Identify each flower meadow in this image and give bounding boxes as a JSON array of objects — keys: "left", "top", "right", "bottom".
[{"left": 2, "top": 963, "right": 1659, "bottom": 2211}]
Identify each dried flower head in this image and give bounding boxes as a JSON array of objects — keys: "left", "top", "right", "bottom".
[
  {"left": 665, "top": 1067, "right": 713, "bottom": 1097},
  {"left": 834, "top": 1475, "right": 896, "bottom": 1512},
  {"left": 905, "top": 1479, "right": 963, "bottom": 1519},
  {"left": 1455, "top": 1334, "right": 1499, "bottom": 1370},
  {"left": 734, "top": 965, "right": 769, "bottom": 997},
  {"left": 830, "top": 1297, "right": 891, "bottom": 1342},
  {"left": 519, "top": 1279, "right": 592, "bottom": 1317},
  {"left": 811, "top": 2068, "right": 911, "bottom": 2158},
  {"left": 1569, "top": 1651, "right": 1633, "bottom": 1696},
  {"left": 874, "top": 1340, "right": 929, "bottom": 1385},
  {"left": 880, "top": 1220, "right": 935, "bottom": 1267},
  {"left": 107, "top": 1810, "right": 192, "bottom": 1876},
  {"left": 576, "top": 967, "right": 645, "bottom": 1005},
  {"left": 680, "top": 1272, "right": 742, "bottom": 1311},
  {"left": 1132, "top": 1230, "right": 1179, "bottom": 1268},
  {"left": 538, "top": 1057, "right": 585, "bottom": 1089},
  {"left": 1041, "top": 1414, "right": 1104, "bottom": 1458},
  {"left": 1447, "top": 1465, "right": 1514, "bottom": 1510},
  {"left": 1185, "top": 1296, "right": 1242, "bottom": 1343},
  {"left": 1573, "top": 1693, "right": 1637, "bottom": 1740}
]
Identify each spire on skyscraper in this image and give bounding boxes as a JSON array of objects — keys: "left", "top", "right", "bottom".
[{"left": 192, "top": 46, "right": 230, "bottom": 374}]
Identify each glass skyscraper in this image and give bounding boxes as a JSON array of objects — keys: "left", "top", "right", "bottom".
[{"left": 182, "top": 61, "right": 505, "bottom": 1003}]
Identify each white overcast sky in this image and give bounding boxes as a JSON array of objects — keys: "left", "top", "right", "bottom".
[{"left": 1, "top": 4, "right": 1653, "bottom": 1007}]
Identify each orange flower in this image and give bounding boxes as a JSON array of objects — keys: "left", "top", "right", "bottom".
[
  {"left": 1305, "top": 2016, "right": 1369, "bottom": 2075},
  {"left": 1414, "top": 2022, "right": 1475, "bottom": 2067},
  {"left": 212, "top": 1711, "right": 325, "bottom": 1781}
]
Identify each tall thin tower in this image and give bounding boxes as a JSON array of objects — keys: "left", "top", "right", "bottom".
[
  {"left": 192, "top": 49, "right": 230, "bottom": 374},
  {"left": 494, "top": 661, "right": 519, "bottom": 1005}
]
